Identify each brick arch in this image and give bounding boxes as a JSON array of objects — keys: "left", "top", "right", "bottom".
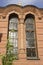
[
  {"left": 7, "top": 11, "right": 19, "bottom": 21},
  {"left": 24, "top": 12, "right": 36, "bottom": 20},
  {"left": 23, "top": 6, "right": 41, "bottom": 18},
  {"left": 3, "top": 5, "right": 22, "bottom": 18},
  {"left": 1, "top": 5, "right": 42, "bottom": 21}
]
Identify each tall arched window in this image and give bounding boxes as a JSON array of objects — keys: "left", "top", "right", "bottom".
[
  {"left": 25, "top": 14, "right": 38, "bottom": 59},
  {"left": 8, "top": 13, "right": 18, "bottom": 58}
]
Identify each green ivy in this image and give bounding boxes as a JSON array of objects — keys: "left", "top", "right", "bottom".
[{"left": 2, "top": 38, "right": 18, "bottom": 65}]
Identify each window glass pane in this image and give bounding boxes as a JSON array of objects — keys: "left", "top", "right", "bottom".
[
  {"left": 9, "top": 23, "right": 17, "bottom": 30},
  {"left": 26, "top": 39, "right": 35, "bottom": 47},
  {"left": 25, "top": 18, "right": 34, "bottom": 24},
  {"left": 13, "top": 48, "right": 18, "bottom": 54},
  {"left": 9, "top": 23, "right": 14, "bottom": 29},
  {"left": 9, "top": 18, "right": 18, "bottom": 30},
  {"left": 13, "top": 24, "right": 18, "bottom": 30},
  {"left": 26, "top": 24, "right": 34, "bottom": 30},
  {"left": 26, "top": 48, "right": 36, "bottom": 57},
  {"left": 9, "top": 31, "right": 18, "bottom": 39},
  {"left": 26, "top": 31, "right": 34, "bottom": 39},
  {"left": 25, "top": 14, "right": 37, "bottom": 58},
  {"left": 13, "top": 40, "right": 18, "bottom": 47},
  {"left": 13, "top": 32, "right": 18, "bottom": 38},
  {"left": 9, "top": 38, "right": 14, "bottom": 43},
  {"left": 10, "top": 18, "right": 18, "bottom": 23},
  {"left": 8, "top": 16, "right": 18, "bottom": 55}
]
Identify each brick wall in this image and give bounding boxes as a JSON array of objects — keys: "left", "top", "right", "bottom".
[{"left": 0, "top": 5, "right": 43, "bottom": 65}]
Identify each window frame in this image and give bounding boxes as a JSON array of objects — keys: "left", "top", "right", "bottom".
[
  {"left": 8, "top": 14, "right": 19, "bottom": 59},
  {"left": 25, "top": 14, "right": 39, "bottom": 60}
]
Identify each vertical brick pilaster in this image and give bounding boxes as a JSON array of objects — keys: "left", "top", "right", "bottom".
[{"left": 18, "top": 16, "right": 26, "bottom": 59}]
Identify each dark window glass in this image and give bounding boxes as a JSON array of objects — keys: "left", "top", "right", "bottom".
[
  {"left": 26, "top": 31, "right": 34, "bottom": 39},
  {"left": 26, "top": 24, "right": 34, "bottom": 30},
  {"left": 25, "top": 14, "right": 37, "bottom": 59},
  {"left": 26, "top": 48, "right": 36, "bottom": 57},
  {"left": 26, "top": 39, "right": 35, "bottom": 47}
]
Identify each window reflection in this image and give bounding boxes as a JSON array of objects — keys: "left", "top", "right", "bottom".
[
  {"left": 9, "top": 32, "right": 18, "bottom": 38},
  {"left": 25, "top": 18, "right": 34, "bottom": 24},
  {"left": 26, "top": 39, "right": 35, "bottom": 47},
  {"left": 9, "top": 16, "right": 18, "bottom": 55},
  {"left": 26, "top": 31, "right": 34, "bottom": 39},
  {"left": 9, "top": 18, "right": 18, "bottom": 30},
  {"left": 26, "top": 24, "right": 34, "bottom": 30},
  {"left": 25, "top": 14, "right": 37, "bottom": 58}
]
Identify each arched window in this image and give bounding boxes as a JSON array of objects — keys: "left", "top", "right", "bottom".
[
  {"left": 25, "top": 14, "right": 38, "bottom": 59},
  {"left": 8, "top": 13, "right": 18, "bottom": 58}
]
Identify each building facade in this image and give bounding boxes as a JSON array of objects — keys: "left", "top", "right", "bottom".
[{"left": 0, "top": 5, "right": 43, "bottom": 65}]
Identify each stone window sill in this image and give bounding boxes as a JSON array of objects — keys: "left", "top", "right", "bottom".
[{"left": 27, "top": 57, "right": 40, "bottom": 60}]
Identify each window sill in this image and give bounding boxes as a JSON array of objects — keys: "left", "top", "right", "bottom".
[{"left": 27, "top": 57, "right": 40, "bottom": 60}]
